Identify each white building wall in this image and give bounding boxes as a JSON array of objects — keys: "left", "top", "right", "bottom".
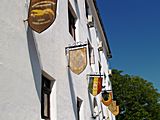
[
  {"left": 0, "top": 0, "right": 41, "bottom": 119},
  {"left": 0, "top": 0, "right": 115, "bottom": 120}
]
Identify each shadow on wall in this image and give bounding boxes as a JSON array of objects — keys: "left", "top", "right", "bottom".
[
  {"left": 27, "top": 27, "right": 41, "bottom": 101},
  {"left": 67, "top": 67, "right": 78, "bottom": 120},
  {"left": 88, "top": 90, "right": 94, "bottom": 117},
  {"left": 74, "top": 1, "right": 80, "bottom": 18}
]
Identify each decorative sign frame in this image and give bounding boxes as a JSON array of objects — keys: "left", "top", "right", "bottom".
[{"left": 65, "top": 42, "right": 88, "bottom": 75}]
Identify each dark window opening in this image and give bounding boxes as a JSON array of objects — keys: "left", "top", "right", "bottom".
[
  {"left": 68, "top": 6, "right": 76, "bottom": 40},
  {"left": 41, "top": 75, "right": 52, "bottom": 119},
  {"left": 88, "top": 42, "right": 95, "bottom": 65},
  {"left": 85, "top": 0, "right": 89, "bottom": 18},
  {"left": 75, "top": 0, "right": 78, "bottom": 4},
  {"left": 98, "top": 61, "right": 102, "bottom": 74},
  {"left": 77, "top": 97, "right": 83, "bottom": 120},
  {"left": 92, "top": 97, "right": 98, "bottom": 118}
]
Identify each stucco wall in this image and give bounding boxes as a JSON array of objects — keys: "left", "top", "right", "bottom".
[
  {"left": 0, "top": 0, "right": 115, "bottom": 120},
  {"left": 0, "top": 0, "right": 41, "bottom": 119}
]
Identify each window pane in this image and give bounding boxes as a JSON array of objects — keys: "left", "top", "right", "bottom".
[
  {"left": 41, "top": 75, "right": 51, "bottom": 119},
  {"left": 44, "top": 93, "right": 49, "bottom": 117}
]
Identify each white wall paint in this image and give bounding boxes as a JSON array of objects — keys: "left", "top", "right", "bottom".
[{"left": 0, "top": 0, "right": 115, "bottom": 119}]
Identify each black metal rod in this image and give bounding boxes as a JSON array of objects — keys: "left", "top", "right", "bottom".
[
  {"left": 87, "top": 74, "right": 104, "bottom": 77},
  {"left": 65, "top": 43, "right": 87, "bottom": 49}
]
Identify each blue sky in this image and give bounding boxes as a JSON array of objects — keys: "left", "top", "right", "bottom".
[{"left": 97, "top": 0, "right": 160, "bottom": 91}]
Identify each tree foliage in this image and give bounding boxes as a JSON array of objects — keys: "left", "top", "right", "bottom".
[{"left": 110, "top": 69, "right": 160, "bottom": 120}]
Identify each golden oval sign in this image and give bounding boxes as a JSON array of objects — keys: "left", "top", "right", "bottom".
[{"left": 28, "top": 0, "right": 57, "bottom": 33}]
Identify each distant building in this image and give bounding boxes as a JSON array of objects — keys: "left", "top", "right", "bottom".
[{"left": 0, "top": 0, "right": 116, "bottom": 120}]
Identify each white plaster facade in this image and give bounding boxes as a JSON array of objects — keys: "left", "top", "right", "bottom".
[{"left": 0, "top": 0, "right": 115, "bottom": 120}]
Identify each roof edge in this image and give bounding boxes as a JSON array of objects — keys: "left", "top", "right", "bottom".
[{"left": 93, "top": 0, "right": 112, "bottom": 58}]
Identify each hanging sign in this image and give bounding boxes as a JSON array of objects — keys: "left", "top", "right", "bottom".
[
  {"left": 28, "top": 0, "right": 57, "bottom": 33},
  {"left": 88, "top": 76, "right": 102, "bottom": 96},
  {"left": 108, "top": 101, "right": 117, "bottom": 113},
  {"left": 69, "top": 47, "right": 87, "bottom": 75},
  {"left": 108, "top": 101, "right": 119, "bottom": 116},
  {"left": 112, "top": 106, "right": 119, "bottom": 116},
  {"left": 101, "top": 91, "right": 112, "bottom": 106}
]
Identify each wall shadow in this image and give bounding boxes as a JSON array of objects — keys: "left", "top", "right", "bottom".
[
  {"left": 27, "top": 27, "right": 41, "bottom": 101},
  {"left": 88, "top": 90, "right": 94, "bottom": 117},
  {"left": 67, "top": 67, "right": 78, "bottom": 120},
  {"left": 74, "top": 1, "right": 80, "bottom": 19}
]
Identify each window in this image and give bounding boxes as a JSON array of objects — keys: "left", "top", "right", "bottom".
[
  {"left": 104, "top": 73, "right": 106, "bottom": 80},
  {"left": 75, "top": 0, "right": 78, "bottom": 4},
  {"left": 85, "top": 0, "right": 89, "bottom": 18},
  {"left": 102, "top": 73, "right": 106, "bottom": 90},
  {"left": 98, "top": 47, "right": 101, "bottom": 62},
  {"left": 41, "top": 75, "right": 52, "bottom": 119},
  {"left": 98, "top": 61, "right": 102, "bottom": 74},
  {"left": 77, "top": 97, "right": 83, "bottom": 120},
  {"left": 88, "top": 41, "right": 95, "bottom": 65},
  {"left": 93, "top": 97, "right": 98, "bottom": 118},
  {"left": 68, "top": 4, "right": 76, "bottom": 40}
]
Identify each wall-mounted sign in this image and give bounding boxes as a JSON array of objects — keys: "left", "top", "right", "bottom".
[
  {"left": 101, "top": 91, "right": 112, "bottom": 106},
  {"left": 88, "top": 76, "right": 102, "bottom": 96},
  {"left": 112, "top": 106, "right": 119, "bottom": 116},
  {"left": 28, "top": 0, "right": 57, "bottom": 33},
  {"left": 69, "top": 47, "right": 87, "bottom": 75},
  {"left": 108, "top": 101, "right": 117, "bottom": 113},
  {"left": 108, "top": 101, "right": 119, "bottom": 116}
]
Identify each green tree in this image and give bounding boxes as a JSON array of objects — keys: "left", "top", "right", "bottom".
[{"left": 110, "top": 69, "right": 160, "bottom": 120}]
